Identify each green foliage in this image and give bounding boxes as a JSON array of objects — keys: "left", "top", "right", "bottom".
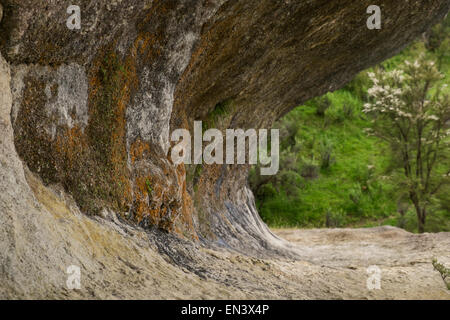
[
  {"left": 432, "top": 259, "right": 450, "bottom": 290},
  {"left": 146, "top": 179, "right": 153, "bottom": 195},
  {"left": 249, "top": 16, "right": 450, "bottom": 232},
  {"left": 249, "top": 100, "right": 398, "bottom": 229},
  {"left": 319, "top": 138, "right": 335, "bottom": 169},
  {"left": 343, "top": 71, "right": 372, "bottom": 102},
  {"left": 426, "top": 16, "right": 450, "bottom": 70},
  {"left": 203, "top": 99, "right": 234, "bottom": 131},
  {"left": 326, "top": 209, "right": 347, "bottom": 228},
  {"left": 314, "top": 96, "right": 331, "bottom": 117},
  {"left": 364, "top": 54, "right": 449, "bottom": 233}
]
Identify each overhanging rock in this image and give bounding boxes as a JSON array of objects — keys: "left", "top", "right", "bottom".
[{"left": 0, "top": 0, "right": 449, "bottom": 256}]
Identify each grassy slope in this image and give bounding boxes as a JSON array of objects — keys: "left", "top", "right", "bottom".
[{"left": 252, "top": 41, "right": 450, "bottom": 233}]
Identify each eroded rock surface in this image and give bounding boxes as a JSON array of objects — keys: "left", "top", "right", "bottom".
[
  {"left": 2, "top": 0, "right": 449, "bottom": 254},
  {"left": 0, "top": 0, "right": 449, "bottom": 298}
]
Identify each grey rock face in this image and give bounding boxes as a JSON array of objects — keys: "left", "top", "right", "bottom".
[
  {"left": 11, "top": 63, "right": 89, "bottom": 137},
  {"left": 0, "top": 1, "right": 449, "bottom": 258},
  {"left": 0, "top": 52, "right": 67, "bottom": 298}
]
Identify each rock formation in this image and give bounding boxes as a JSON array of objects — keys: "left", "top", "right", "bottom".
[{"left": 0, "top": 0, "right": 449, "bottom": 298}]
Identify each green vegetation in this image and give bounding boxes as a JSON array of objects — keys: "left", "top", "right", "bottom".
[
  {"left": 432, "top": 259, "right": 450, "bottom": 290},
  {"left": 146, "top": 179, "right": 153, "bottom": 195},
  {"left": 250, "top": 17, "right": 450, "bottom": 233},
  {"left": 363, "top": 55, "right": 449, "bottom": 233},
  {"left": 203, "top": 99, "right": 235, "bottom": 132},
  {"left": 186, "top": 164, "right": 203, "bottom": 193}
]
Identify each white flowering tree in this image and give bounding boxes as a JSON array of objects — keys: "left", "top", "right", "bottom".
[{"left": 364, "top": 55, "right": 450, "bottom": 233}]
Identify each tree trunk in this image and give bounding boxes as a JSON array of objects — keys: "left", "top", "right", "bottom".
[
  {"left": 417, "top": 208, "right": 427, "bottom": 233},
  {"left": 410, "top": 193, "right": 427, "bottom": 233}
]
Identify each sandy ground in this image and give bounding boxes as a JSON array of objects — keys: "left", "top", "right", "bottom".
[
  {"left": 3, "top": 168, "right": 449, "bottom": 299},
  {"left": 272, "top": 228, "right": 450, "bottom": 299}
]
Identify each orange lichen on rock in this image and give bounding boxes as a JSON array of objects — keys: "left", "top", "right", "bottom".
[
  {"left": 13, "top": 44, "right": 141, "bottom": 216},
  {"left": 129, "top": 137, "right": 197, "bottom": 238},
  {"left": 130, "top": 139, "right": 152, "bottom": 164},
  {"left": 175, "top": 163, "right": 197, "bottom": 240}
]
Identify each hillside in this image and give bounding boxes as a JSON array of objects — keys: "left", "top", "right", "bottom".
[{"left": 250, "top": 31, "right": 450, "bottom": 233}]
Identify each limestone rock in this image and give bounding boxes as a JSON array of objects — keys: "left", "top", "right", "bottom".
[
  {"left": 0, "top": 1, "right": 449, "bottom": 286},
  {"left": 0, "top": 0, "right": 450, "bottom": 299}
]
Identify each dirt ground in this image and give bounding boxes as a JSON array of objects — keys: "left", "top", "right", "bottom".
[
  {"left": 271, "top": 227, "right": 450, "bottom": 299},
  {"left": 3, "top": 168, "right": 449, "bottom": 299}
]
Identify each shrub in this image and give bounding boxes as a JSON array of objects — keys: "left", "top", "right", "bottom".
[
  {"left": 325, "top": 209, "right": 346, "bottom": 228},
  {"left": 300, "top": 163, "right": 319, "bottom": 180},
  {"left": 319, "top": 139, "right": 335, "bottom": 169},
  {"left": 315, "top": 96, "right": 331, "bottom": 117},
  {"left": 342, "top": 103, "right": 354, "bottom": 118},
  {"left": 432, "top": 259, "right": 450, "bottom": 290},
  {"left": 343, "top": 71, "right": 372, "bottom": 102}
]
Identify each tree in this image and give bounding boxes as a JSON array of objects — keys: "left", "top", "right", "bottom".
[{"left": 363, "top": 55, "right": 450, "bottom": 233}]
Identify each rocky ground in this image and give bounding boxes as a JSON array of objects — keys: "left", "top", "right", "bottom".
[
  {"left": 1, "top": 2, "right": 450, "bottom": 300},
  {"left": 2, "top": 166, "right": 449, "bottom": 299}
]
